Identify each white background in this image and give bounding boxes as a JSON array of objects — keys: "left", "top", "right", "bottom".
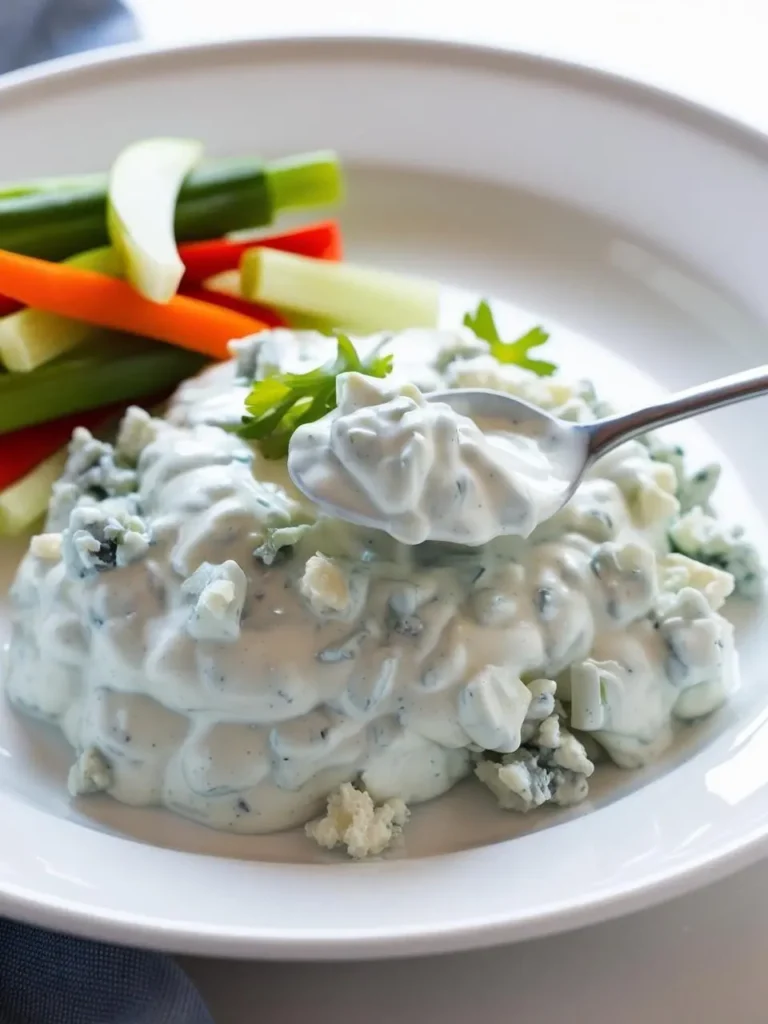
[{"left": 124, "top": 2, "right": 768, "bottom": 1020}]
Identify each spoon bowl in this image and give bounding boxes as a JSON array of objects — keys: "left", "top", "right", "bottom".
[
  {"left": 289, "top": 361, "right": 768, "bottom": 543},
  {"left": 428, "top": 387, "right": 591, "bottom": 511}
]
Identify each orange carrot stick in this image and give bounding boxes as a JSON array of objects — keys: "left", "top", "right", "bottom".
[{"left": 0, "top": 248, "right": 264, "bottom": 360}]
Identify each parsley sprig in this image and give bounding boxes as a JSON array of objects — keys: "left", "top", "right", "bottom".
[
  {"left": 463, "top": 300, "right": 556, "bottom": 377},
  {"left": 238, "top": 334, "right": 393, "bottom": 459}
]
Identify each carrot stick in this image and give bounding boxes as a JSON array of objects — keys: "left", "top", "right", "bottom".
[
  {"left": 178, "top": 284, "right": 287, "bottom": 328},
  {"left": 0, "top": 222, "right": 343, "bottom": 316},
  {"left": 178, "top": 220, "right": 342, "bottom": 284},
  {"left": 0, "top": 405, "right": 124, "bottom": 491},
  {"left": 0, "top": 249, "right": 264, "bottom": 360}
]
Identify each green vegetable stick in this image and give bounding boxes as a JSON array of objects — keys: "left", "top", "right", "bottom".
[
  {"left": 0, "top": 450, "right": 67, "bottom": 536},
  {"left": 0, "top": 334, "right": 206, "bottom": 435},
  {"left": 0, "top": 151, "right": 344, "bottom": 262},
  {"left": 240, "top": 248, "right": 440, "bottom": 333},
  {"left": 0, "top": 247, "right": 123, "bottom": 372}
]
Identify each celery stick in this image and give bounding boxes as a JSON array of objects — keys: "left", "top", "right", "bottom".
[
  {"left": 108, "top": 138, "right": 204, "bottom": 303},
  {"left": 240, "top": 249, "right": 440, "bottom": 333},
  {"left": 0, "top": 247, "right": 123, "bottom": 372},
  {"left": 280, "top": 310, "right": 349, "bottom": 334},
  {"left": 0, "top": 151, "right": 344, "bottom": 262},
  {"left": 0, "top": 335, "right": 206, "bottom": 434},
  {"left": 0, "top": 450, "right": 67, "bottom": 536},
  {"left": 264, "top": 152, "right": 344, "bottom": 213},
  {"left": 203, "top": 272, "right": 341, "bottom": 332}
]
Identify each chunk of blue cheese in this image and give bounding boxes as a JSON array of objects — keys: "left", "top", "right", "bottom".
[{"left": 306, "top": 782, "right": 410, "bottom": 858}]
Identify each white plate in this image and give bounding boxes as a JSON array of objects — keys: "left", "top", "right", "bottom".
[{"left": 3, "top": 37, "right": 768, "bottom": 959}]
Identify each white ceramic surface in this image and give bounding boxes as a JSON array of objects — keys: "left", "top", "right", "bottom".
[{"left": 3, "top": 37, "right": 768, "bottom": 959}]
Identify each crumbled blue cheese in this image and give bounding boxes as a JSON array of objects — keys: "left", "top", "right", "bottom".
[
  {"left": 595, "top": 442, "right": 679, "bottom": 527},
  {"left": 115, "top": 406, "right": 160, "bottom": 465},
  {"left": 475, "top": 708, "right": 594, "bottom": 813},
  {"left": 458, "top": 666, "right": 532, "bottom": 751},
  {"left": 182, "top": 560, "right": 248, "bottom": 642},
  {"left": 445, "top": 353, "right": 598, "bottom": 423},
  {"left": 590, "top": 540, "right": 657, "bottom": 623},
  {"left": 29, "top": 532, "right": 62, "bottom": 561},
  {"left": 61, "top": 506, "right": 151, "bottom": 579},
  {"left": 305, "top": 782, "right": 410, "bottom": 858},
  {"left": 643, "top": 434, "right": 685, "bottom": 481},
  {"left": 525, "top": 678, "right": 557, "bottom": 722},
  {"left": 658, "top": 587, "right": 737, "bottom": 718},
  {"left": 678, "top": 464, "right": 721, "bottom": 513},
  {"left": 68, "top": 746, "right": 112, "bottom": 796},
  {"left": 300, "top": 553, "right": 354, "bottom": 617},
  {"left": 64, "top": 427, "right": 137, "bottom": 498},
  {"left": 644, "top": 433, "right": 721, "bottom": 513},
  {"left": 659, "top": 552, "right": 734, "bottom": 611},
  {"left": 669, "top": 506, "right": 762, "bottom": 598},
  {"left": 476, "top": 747, "right": 589, "bottom": 812},
  {"left": 535, "top": 715, "right": 595, "bottom": 775}
]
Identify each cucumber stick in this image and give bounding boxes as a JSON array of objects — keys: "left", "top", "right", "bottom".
[
  {"left": 240, "top": 249, "right": 440, "bottom": 333},
  {"left": 0, "top": 172, "right": 104, "bottom": 200},
  {"left": 0, "top": 247, "right": 122, "bottom": 372},
  {"left": 108, "top": 138, "right": 203, "bottom": 303},
  {"left": 0, "top": 150, "right": 344, "bottom": 262},
  {"left": 0, "top": 451, "right": 67, "bottom": 537},
  {"left": 0, "top": 334, "right": 206, "bottom": 435}
]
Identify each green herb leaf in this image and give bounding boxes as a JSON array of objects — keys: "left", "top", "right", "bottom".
[
  {"left": 238, "top": 333, "right": 393, "bottom": 458},
  {"left": 463, "top": 299, "right": 557, "bottom": 377}
]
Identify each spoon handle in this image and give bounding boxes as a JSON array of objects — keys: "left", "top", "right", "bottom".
[{"left": 585, "top": 362, "right": 768, "bottom": 459}]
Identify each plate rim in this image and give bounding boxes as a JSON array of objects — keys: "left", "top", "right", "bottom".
[
  {"left": 2, "top": 34, "right": 768, "bottom": 959},
  {"left": 4, "top": 31, "right": 768, "bottom": 164}
]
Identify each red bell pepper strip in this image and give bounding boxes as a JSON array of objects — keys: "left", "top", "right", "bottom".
[
  {"left": 0, "top": 295, "right": 22, "bottom": 317},
  {"left": 1, "top": 404, "right": 124, "bottom": 492},
  {"left": 178, "top": 220, "right": 342, "bottom": 284},
  {"left": 178, "top": 284, "right": 287, "bottom": 328}
]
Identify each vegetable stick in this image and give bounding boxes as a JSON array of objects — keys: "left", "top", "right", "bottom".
[
  {"left": 0, "top": 451, "right": 67, "bottom": 536},
  {"left": 178, "top": 284, "right": 287, "bottom": 328},
  {"left": 0, "top": 249, "right": 264, "bottom": 359},
  {"left": 179, "top": 220, "right": 343, "bottom": 283},
  {"left": 240, "top": 248, "right": 440, "bottom": 333},
  {"left": 0, "top": 406, "right": 124, "bottom": 491},
  {"left": 0, "top": 333, "right": 205, "bottom": 434}
]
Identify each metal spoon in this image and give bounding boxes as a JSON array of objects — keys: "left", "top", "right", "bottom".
[
  {"left": 431, "top": 361, "right": 768, "bottom": 515},
  {"left": 288, "top": 363, "right": 768, "bottom": 536}
]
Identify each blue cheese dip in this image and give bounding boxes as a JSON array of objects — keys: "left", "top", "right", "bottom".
[
  {"left": 2, "top": 327, "right": 757, "bottom": 847},
  {"left": 288, "top": 373, "right": 572, "bottom": 546}
]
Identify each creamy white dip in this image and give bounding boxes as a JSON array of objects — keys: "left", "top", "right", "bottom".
[
  {"left": 288, "top": 373, "right": 572, "bottom": 546},
  {"left": 1, "top": 327, "right": 750, "bottom": 838}
]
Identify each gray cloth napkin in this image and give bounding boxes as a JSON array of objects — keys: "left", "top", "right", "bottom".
[
  {"left": 0, "top": 0, "right": 137, "bottom": 74},
  {"left": 0, "top": 4, "right": 215, "bottom": 1021}
]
